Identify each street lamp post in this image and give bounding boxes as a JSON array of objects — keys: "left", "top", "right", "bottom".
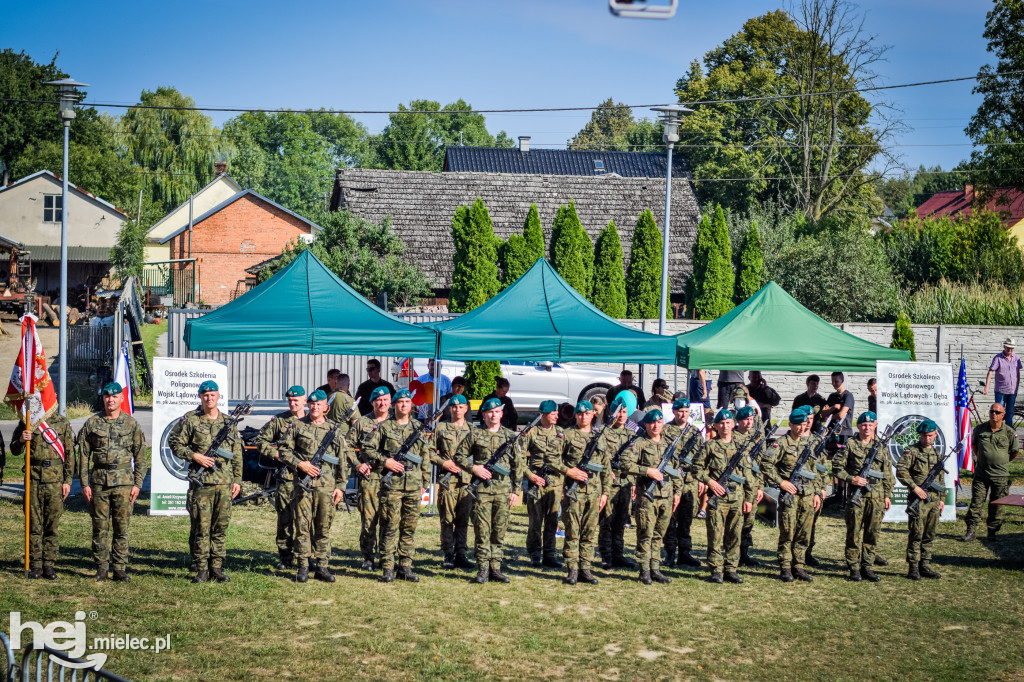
[
  {"left": 650, "top": 104, "right": 693, "bottom": 379},
  {"left": 44, "top": 78, "right": 89, "bottom": 416}
]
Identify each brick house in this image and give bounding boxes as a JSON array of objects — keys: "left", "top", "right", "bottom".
[
  {"left": 160, "top": 190, "right": 319, "bottom": 305},
  {"left": 917, "top": 185, "right": 1024, "bottom": 246}
]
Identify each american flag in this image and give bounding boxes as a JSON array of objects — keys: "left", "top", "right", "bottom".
[{"left": 955, "top": 358, "right": 973, "bottom": 477}]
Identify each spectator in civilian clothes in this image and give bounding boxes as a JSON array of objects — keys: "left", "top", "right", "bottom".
[
  {"left": 867, "top": 378, "right": 877, "bottom": 414},
  {"left": 822, "top": 372, "right": 855, "bottom": 444},
  {"left": 983, "top": 338, "right": 1022, "bottom": 426},
  {"left": 478, "top": 377, "right": 519, "bottom": 430},
  {"left": 792, "top": 375, "right": 828, "bottom": 429},
  {"left": 591, "top": 394, "right": 608, "bottom": 424},
  {"left": 607, "top": 370, "right": 646, "bottom": 407},
  {"left": 355, "top": 359, "right": 396, "bottom": 416},
  {"left": 747, "top": 372, "right": 781, "bottom": 423},
  {"left": 689, "top": 369, "right": 711, "bottom": 411},
  {"left": 645, "top": 378, "right": 672, "bottom": 409},
  {"left": 440, "top": 376, "right": 466, "bottom": 422},
  {"left": 557, "top": 402, "right": 576, "bottom": 429},
  {"left": 316, "top": 369, "right": 342, "bottom": 398},
  {"left": 717, "top": 371, "right": 746, "bottom": 409},
  {"left": 417, "top": 359, "right": 453, "bottom": 419}
]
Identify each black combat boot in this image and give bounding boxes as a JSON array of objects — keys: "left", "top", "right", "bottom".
[
  {"left": 724, "top": 571, "right": 744, "bottom": 584},
  {"left": 42, "top": 566, "right": 58, "bottom": 581},
  {"left": 961, "top": 529, "right": 976, "bottom": 542},
  {"left": 848, "top": 568, "right": 862, "bottom": 582},
  {"left": 95, "top": 567, "right": 108, "bottom": 582},
  {"left": 919, "top": 564, "right": 941, "bottom": 579},
  {"left": 678, "top": 552, "right": 702, "bottom": 567},
  {"left": 780, "top": 568, "right": 794, "bottom": 583},
  {"left": 861, "top": 566, "right": 882, "bottom": 582},
  {"left": 275, "top": 553, "right": 294, "bottom": 571},
  {"left": 793, "top": 567, "right": 814, "bottom": 582},
  {"left": 542, "top": 556, "right": 562, "bottom": 569},
  {"left": 192, "top": 569, "right": 209, "bottom": 584},
  {"left": 530, "top": 554, "right": 543, "bottom": 568},
  {"left": 454, "top": 554, "right": 474, "bottom": 570},
  {"left": 564, "top": 568, "right": 578, "bottom": 585},
  {"left": 189, "top": 560, "right": 198, "bottom": 573},
  {"left": 211, "top": 567, "right": 230, "bottom": 583},
  {"left": 443, "top": 553, "right": 457, "bottom": 570},
  {"left": 398, "top": 566, "right": 419, "bottom": 583},
  {"left": 296, "top": 564, "right": 309, "bottom": 583},
  {"left": 112, "top": 569, "right": 130, "bottom": 583},
  {"left": 314, "top": 562, "right": 336, "bottom": 583},
  {"left": 360, "top": 558, "right": 374, "bottom": 571},
  {"left": 740, "top": 548, "right": 760, "bottom": 567},
  {"left": 611, "top": 556, "right": 636, "bottom": 569},
  {"left": 380, "top": 568, "right": 395, "bottom": 583},
  {"left": 580, "top": 569, "right": 599, "bottom": 585},
  {"left": 473, "top": 566, "right": 490, "bottom": 584},
  {"left": 710, "top": 572, "right": 724, "bottom": 584},
  {"left": 873, "top": 555, "right": 888, "bottom": 566},
  {"left": 906, "top": 563, "right": 921, "bottom": 581},
  {"left": 804, "top": 552, "right": 820, "bottom": 568},
  {"left": 651, "top": 568, "right": 672, "bottom": 584},
  {"left": 663, "top": 549, "right": 676, "bottom": 568},
  {"left": 489, "top": 564, "right": 510, "bottom": 583},
  {"left": 639, "top": 570, "right": 652, "bottom": 585},
  {"left": 27, "top": 568, "right": 41, "bottom": 579}
]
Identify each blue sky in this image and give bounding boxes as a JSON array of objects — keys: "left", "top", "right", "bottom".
[{"left": 2, "top": 0, "right": 993, "bottom": 175}]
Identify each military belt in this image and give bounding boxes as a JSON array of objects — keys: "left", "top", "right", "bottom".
[
  {"left": 101, "top": 463, "right": 128, "bottom": 470},
  {"left": 35, "top": 460, "right": 55, "bottom": 468}
]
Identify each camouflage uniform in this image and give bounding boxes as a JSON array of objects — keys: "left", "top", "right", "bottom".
[
  {"left": 257, "top": 410, "right": 303, "bottom": 561},
  {"left": 765, "top": 432, "right": 825, "bottom": 570},
  {"left": 965, "top": 422, "right": 1019, "bottom": 537},
  {"left": 896, "top": 443, "right": 945, "bottom": 568},
  {"left": 169, "top": 411, "right": 243, "bottom": 572},
  {"left": 457, "top": 425, "right": 523, "bottom": 571},
  {"left": 834, "top": 436, "right": 895, "bottom": 570},
  {"left": 693, "top": 438, "right": 757, "bottom": 574},
  {"left": 597, "top": 424, "right": 641, "bottom": 566},
  {"left": 735, "top": 427, "right": 773, "bottom": 559},
  {"left": 78, "top": 412, "right": 147, "bottom": 572},
  {"left": 621, "top": 437, "right": 680, "bottom": 572},
  {"left": 560, "top": 427, "right": 611, "bottom": 572},
  {"left": 432, "top": 421, "right": 474, "bottom": 564},
  {"left": 362, "top": 418, "right": 431, "bottom": 573},
  {"left": 280, "top": 417, "right": 347, "bottom": 569},
  {"left": 523, "top": 423, "right": 565, "bottom": 563},
  {"left": 661, "top": 421, "right": 703, "bottom": 564},
  {"left": 11, "top": 416, "right": 75, "bottom": 571},
  {"left": 351, "top": 415, "right": 386, "bottom": 564},
  {"left": 326, "top": 392, "right": 357, "bottom": 427}
]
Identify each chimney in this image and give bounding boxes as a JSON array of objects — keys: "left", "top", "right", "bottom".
[
  {"left": 519, "top": 136, "right": 531, "bottom": 153},
  {"left": 964, "top": 184, "right": 973, "bottom": 198},
  {"left": 214, "top": 161, "right": 227, "bottom": 176}
]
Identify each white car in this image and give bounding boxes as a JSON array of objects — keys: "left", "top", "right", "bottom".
[{"left": 392, "top": 358, "right": 621, "bottom": 414}]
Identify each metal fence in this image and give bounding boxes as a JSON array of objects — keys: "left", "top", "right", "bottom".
[
  {"left": 140, "top": 265, "right": 195, "bottom": 307},
  {"left": 67, "top": 324, "right": 113, "bottom": 375}
]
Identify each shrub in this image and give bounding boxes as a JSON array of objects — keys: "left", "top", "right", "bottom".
[{"left": 891, "top": 313, "right": 917, "bottom": 360}]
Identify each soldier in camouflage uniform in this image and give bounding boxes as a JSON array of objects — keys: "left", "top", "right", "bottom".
[
  {"left": 662, "top": 397, "right": 705, "bottom": 568},
  {"left": 457, "top": 397, "right": 524, "bottom": 584},
  {"left": 896, "top": 419, "right": 945, "bottom": 580},
  {"left": 733, "top": 405, "right": 768, "bottom": 567},
  {"left": 598, "top": 393, "right": 641, "bottom": 570},
  {"left": 765, "top": 407, "right": 823, "bottom": 583},
  {"left": 833, "top": 411, "right": 894, "bottom": 582},
  {"left": 362, "top": 388, "right": 431, "bottom": 583},
  {"left": 963, "top": 402, "right": 1020, "bottom": 542},
  {"left": 326, "top": 381, "right": 358, "bottom": 427},
  {"left": 433, "top": 394, "right": 475, "bottom": 569},
  {"left": 523, "top": 400, "right": 565, "bottom": 569},
  {"left": 559, "top": 400, "right": 611, "bottom": 585},
  {"left": 169, "top": 380, "right": 243, "bottom": 584},
  {"left": 622, "top": 409, "right": 681, "bottom": 585},
  {"left": 281, "top": 389, "right": 346, "bottom": 583},
  {"left": 351, "top": 386, "right": 392, "bottom": 570},
  {"left": 78, "top": 382, "right": 147, "bottom": 582},
  {"left": 11, "top": 412, "right": 74, "bottom": 579},
  {"left": 257, "top": 386, "right": 307, "bottom": 570},
  {"left": 694, "top": 409, "right": 758, "bottom": 584}
]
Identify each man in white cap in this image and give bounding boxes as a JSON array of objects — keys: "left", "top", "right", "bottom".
[{"left": 983, "top": 338, "right": 1022, "bottom": 426}]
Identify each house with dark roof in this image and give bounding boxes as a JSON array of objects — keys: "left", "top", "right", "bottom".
[
  {"left": 917, "top": 185, "right": 1024, "bottom": 246},
  {"left": 330, "top": 143, "right": 700, "bottom": 306}
]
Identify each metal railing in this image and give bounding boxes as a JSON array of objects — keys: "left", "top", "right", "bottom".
[
  {"left": 1, "top": 631, "right": 133, "bottom": 682},
  {"left": 67, "top": 325, "right": 114, "bottom": 376}
]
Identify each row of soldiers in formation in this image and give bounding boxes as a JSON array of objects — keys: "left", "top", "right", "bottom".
[{"left": 12, "top": 379, "right": 968, "bottom": 586}]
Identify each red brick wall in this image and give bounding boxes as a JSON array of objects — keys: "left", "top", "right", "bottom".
[{"left": 169, "top": 194, "right": 311, "bottom": 305}]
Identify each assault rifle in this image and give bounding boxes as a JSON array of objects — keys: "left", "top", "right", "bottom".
[
  {"left": 189, "top": 394, "right": 258, "bottom": 486},
  {"left": 848, "top": 424, "right": 896, "bottom": 506},
  {"left": 906, "top": 439, "right": 962, "bottom": 517},
  {"left": 466, "top": 415, "right": 542, "bottom": 500},
  {"left": 778, "top": 416, "right": 840, "bottom": 509},
  {"left": 380, "top": 399, "right": 451, "bottom": 491},
  {"left": 564, "top": 424, "right": 607, "bottom": 503},
  {"left": 525, "top": 465, "right": 550, "bottom": 501},
  {"left": 641, "top": 425, "right": 690, "bottom": 502},
  {"left": 706, "top": 423, "right": 778, "bottom": 512},
  {"left": 297, "top": 423, "right": 345, "bottom": 493}
]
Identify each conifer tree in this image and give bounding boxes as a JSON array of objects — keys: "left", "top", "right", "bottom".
[
  {"left": 550, "top": 200, "right": 594, "bottom": 300},
  {"left": 691, "top": 204, "right": 734, "bottom": 319},
  {"left": 735, "top": 222, "right": 766, "bottom": 303},
  {"left": 625, "top": 209, "right": 663, "bottom": 318},
  {"left": 592, "top": 221, "right": 627, "bottom": 318}
]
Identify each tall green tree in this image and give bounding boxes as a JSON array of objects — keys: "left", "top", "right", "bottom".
[
  {"left": 569, "top": 98, "right": 663, "bottom": 151},
  {"left": 625, "top": 209, "right": 663, "bottom": 318},
  {"left": 119, "top": 87, "right": 222, "bottom": 213},
  {"left": 592, "top": 221, "right": 628, "bottom": 318},
  {"left": 966, "top": 0, "right": 1024, "bottom": 191},
  {"left": 523, "top": 203, "right": 546, "bottom": 263},
  {"left": 690, "top": 205, "right": 734, "bottom": 319},
  {"left": 549, "top": 200, "right": 594, "bottom": 300},
  {"left": 499, "top": 204, "right": 545, "bottom": 287},
  {"left": 110, "top": 219, "right": 147, "bottom": 283},
  {"left": 735, "top": 223, "right": 766, "bottom": 303}
]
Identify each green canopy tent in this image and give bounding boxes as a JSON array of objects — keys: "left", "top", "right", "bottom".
[
  {"left": 184, "top": 250, "right": 438, "bottom": 356},
  {"left": 675, "top": 282, "right": 911, "bottom": 371},
  {"left": 426, "top": 259, "right": 677, "bottom": 363}
]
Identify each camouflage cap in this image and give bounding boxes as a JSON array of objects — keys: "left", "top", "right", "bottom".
[
  {"left": 284, "top": 385, "right": 306, "bottom": 398},
  {"left": 100, "top": 382, "right": 122, "bottom": 396},
  {"left": 370, "top": 386, "right": 390, "bottom": 401},
  {"left": 449, "top": 394, "right": 468, "bottom": 406},
  {"left": 857, "top": 411, "right": 877, "bottom": 425},
  {"left": 713, "top": 409, "right": 734, "bottom": 423},
  {"left": 198, "top": 380, "right": 218, "bottom": 394},
  {"left": 308, "top": 389, "right": 327, "bottom": 402},
  {"left": 672, "top": 397, "right": 691, "bottom": 410},
  {"left": 642, "top": 408, "right": 664, "bottom": 424},
  {"left": 575, "top": 400, "right": 594, "bottom": 414},
  {"left": 481, "top": 397, "right": 503, "bottom": 412},
  {"left": 538, "top": 399, "right": 558, "bottom": 414},
  {"left": 916, "top": 418, "right": 938, "bottom": 434},
  {"left": 736, "top": 405, "right": 756, "bottom": 420},
  {"left": 732, "top": 386, "right": 748, "bottom": 400},
  {"left": 393, "top": 388, "right": 412, "bottom": 401}
]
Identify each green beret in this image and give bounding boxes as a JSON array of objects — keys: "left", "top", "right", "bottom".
[
  {"left": 736, "top": 406, "right": 755, "bottom": 420},
  {"left": 916, "top": 419, "right": 938, "bottom": 434},
  {"left": 539, "top": 399, "right": 558, "bottom": 414},
  {"left": 642, "top": 408, "right": 664, "bottom": 424},
  {"left": 450, "top": 394, "right": 468, "bottom": 406},
  {"left": 101, "top": 382, "right": 122, "bottom": 396},
  {"left": 672, "top": 397, "right": 691, "bottom": 409},
  {"left": 575, "top": 400, "right": 594, "bottom": 414},
  {"left": 857, "top": 411, "right": 877, "bottom": 425},
  {"left": 370, "top": 386, "right": 390, "bottom": 401},
  {"left": 308, "top": 389, "right": 327, "bottom": 402},
  {"left": 393, "top": 388, "right": 412, "bottom": 401},
  {"left": 789, "top": 408, "right": 808, "bottom": 425},
  {"left": 714, "top": 409, "right": 734, "bottom": 423},
  {"left": 481, "top": 397, "right": 503, "bottom": 412},
  {"left": 198, "top": 380, "right": 218, "bottom": 394},
  {"left": 284, "top": 385, "right": 305, "bottom": 398}
]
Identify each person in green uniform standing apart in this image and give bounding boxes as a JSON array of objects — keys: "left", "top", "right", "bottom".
[
  {"left": 78, "top": 382, "right": 147, "bottom": 582},
  {"left": 11, "top": 410, "right": 75, "bottom": 579},
  {"left": 256, "top": 385, "right": 307, "bottom": 571},
  {"left": 559, "top": 400, "right": 610, "bottom": 585},
  {"left": 523, "top": 400, "right": 564, "bottom": 569},
  {"left": 432, "top": 393, "right": 475, "bottom": 570},
  {"left": 963, "top": 402, "right": 1020, "bottom": 542},
  {"left": 896, "top": 419, "right": 945, "bottom": 580}
]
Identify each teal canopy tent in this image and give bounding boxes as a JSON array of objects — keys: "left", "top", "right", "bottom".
[
  {"left": 184, "top": 250, "right": 438, "bottom": 356},
  {"left": 675, "top": 282, "right": 911, "bottom": 371},
  {"left": 427, "top": 259, "right": 677, "bottom": 363}
]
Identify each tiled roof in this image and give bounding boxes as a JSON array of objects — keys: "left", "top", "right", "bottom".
[
  {"left": 443, "top": 146, "right": 689, "bottom": 178},
  {"left": 917, "top": 186, "right": 1024, "bottom": 226},
  {"left": 330, "top": 169, "right": 701, "bottom": 293},
  {"left": 24, "top": 245, "right": 112, "bottom": 262}
]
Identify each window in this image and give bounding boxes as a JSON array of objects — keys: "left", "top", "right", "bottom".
[{"left": 43, "top": 195, "right": 62, "bottom": 223}]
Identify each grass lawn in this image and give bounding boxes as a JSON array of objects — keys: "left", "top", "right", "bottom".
[
  {"left": 1, "top": 487, "right": 1023, "bottom": 682},
  {"left": 140, "top": 319, "right": 165, "bottom": 368}
]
